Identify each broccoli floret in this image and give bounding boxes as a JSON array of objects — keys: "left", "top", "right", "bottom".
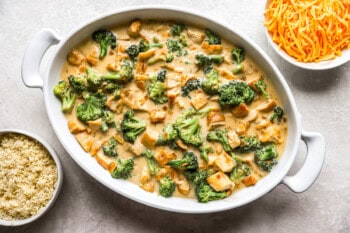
[
  {"left": 167, "top": 152, "right": 198, "bottom": 171},
  {"left": 157, "top": 124, "right": 178, "bottom": 145},
  {"left": 170, "top": 24, "right": 185, "bottom": 36},
  {"left": 53, "top": 81, "right": 77, "bottom": 113},
  {"left": 157, "top": 69, "right": 167, "bottom": 82},
  {"left": 111, "top": 158, "right": 134, "bottom": 179},
  {"left": 184, "top": 169, "right": 209, "bottom": 186},
  {"left": 92, "top": 29, "right": 117, "bottom": 59},
  {"left": 68, "top": 75, "right": 87, "bottom": 94},
  {"left": 102, "top": 62, "right": 134, "bottom": 84},
  {"left": 86, "top": 67, "right": 103, "bottom": 90},
  {"left": 138, "top": 39, "right": 163, "bottom": 52},
  {"left": 205, "top": 29, "right": 221, "bottom": 45},
  {"left": 76, "top": 92, "right": 106, "bottom": 122},
  {"left": 100, "top": 110, "right": 116, "bottom": 133},
  {"left": 165, "top": 53, "right": 174, "bottom": 63},
  {"left": 102, "top": 137, "right": 117, "bottom": 157},
  {"left": 207, "top": 129, "right": 232, "bottom": 152},
  {"left": 255, "top": 144, "right": 278, "bottom": 171},
  {"left": 196, "top": 107, "right": 214, "bottom": 118},
  {"left": 270, "top": 106, "right": 284, "bottom": 124},
  {"left": 202, "top": 67, "right": 220, "bottom": 95},
  {"left": 236, "top": 135, "right": 262, "bottom": 153},
  {"left": 231, "top": 47, "right": 245, "bottom": 64},
  {"left": 141, "top": 149, "right": 159, "bottom": 176},
  {"left": 173, "top": 109, "right": 202, "bottom": 147},
  {"left": 121, "top": 110, "right": 146, "bottom": 143},
  {"left": 218, "top": 81, "right": 256, "bottom": 107},
  {"left": 147, "top": 78, "right": 168, "bottom": 104},
  {"left": 255, "top": 79, "right": 269, "bottom": 99},
  {"left": 126, "top": 44, "right": 139, "bottom": 60},
  {"left": 195, "top": 54, "right": 224, "bottom": 68},
  {"left": 166, "top": 39, "right": 182, "bottom": 52},
  {"left": 159, "top": 175, "right": 176, "bottom": 198},
  {"left": 230, "top": 163, "right": 251, "bottom": 184},
  {"left": 199, "top": 144, "right": 214, "bottom": 162},
  {"left": 104, "top": 82, "right": 122, "bottom": 94},
  {"left": 181, "top": 79, "right": 201, "bottom": 97},
  {"left": 195, "top": 183, "right": 226, "bottom": 203}
]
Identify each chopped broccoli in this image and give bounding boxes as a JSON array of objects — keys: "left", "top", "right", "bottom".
[
  {"left": 141, "top": 149, "right": 159, "bottom": 176},
  {"left": 184, "top": 169, "right": 209, "bottom": 186},
  {"left": 53, "top": 81, "right": 77, "bottom": 113},
  {"left": 121, "top": 110, "right": 146, "bottom": 143},
  {"left": 255, "top": 144, "right": 278, "bottom": 171},
  {"left": 202, "top": 67, "right": 220, "bottom": 95},
  {"left": 157, "top": 124, "right": 178, "bottom": 145},
  {"left": 232, "top": 64, "right": 244, "bottom": 74},
  {"left": 147, "top": 78, "right": 168, "bottom": 104},
  {"left": 126, "top": 44, "right": 139, "bottom": 60},
  {"left": 205, "top": 29, "right": 221, "bottom": 45},
  {"left": 100, "top": 110, "right": 116, "bottom": 132},
  {"left": 166, "top": 38, "right": 186, "bottom": 56},
  {"left": 86, "top": 67, "right": 103, "bottom": 90},
  {"left": 270, "top": 106, "right": 284, "bottom": 124},
  {"left": 92, "top": 29, "right": 117, "bottom": 58},
  {"left": 157, "top": 69, "right": 167, "bottom": 82},
  {"left": 199, "top": 144, "right": 214, "bottom": 162},
  {"left": 231, "top": 47, "right": 245, "bottom": 64},
  {"left": 196, "top": 107, "right": 214, "bottom": 118},
  {"left": 102, "top": 137, "right": 118, "bottom": 157},
  {"left": 165, "top": 53, "right": 174, "bottom": 63},
  {"left": 104, "top": 82, "right": 122, "bottom": 94},
  {"left": 181, "top": 79, "right": 201, "bottom": 97},
  {"left": 230, "top": 163, "right": 251, "bottom": 184},
  {"left": 255, "top": 79, "right": 269, "bottom": 99},
  {"left": 173, "top": 109, "right": 202, "bottom": 147},
  {"left": 138, "top": 39, "right": 163, "bottom": 52},
  {"left": 111, "top": 158, "right": 134, "bottom": 179},
  {"left": 167, "top": 152, "right": 198, "bottom": 171},
  {"left": 76, "top": 92, "right": 106, "bottom": 122},
  {"left": 68, "top": 75, "right": 87, "bottom": 94},
  {"left": 170, "top": 24, "right": 185, "bottom": 36},
  {"left": 195, "top": 54, "right": 224, "bottom": 68},
  {"left": 195, "top": 183, "right": 226, "bottom": 203},
  {"left": 102, "top": 62, "right": 134, "bottom": 84},
  {"left": 236, "top": 135, "right": 262, "bottom": 153},
  {"left": 218, "top": 81, "right": 256, "bottom": 107},
  {"left": 207, "top": 129, "right": 232, "bottom": 152},
  {"left": 159, "top": 175, "right": 176, "bottom": 197}
]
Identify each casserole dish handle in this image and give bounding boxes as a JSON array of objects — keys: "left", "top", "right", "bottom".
[
  {"left": 22, "top": 29, "right": 61, "bottom": 89},
  {"left": 282, "top": 130, "right": 325, "bottom": 192}
]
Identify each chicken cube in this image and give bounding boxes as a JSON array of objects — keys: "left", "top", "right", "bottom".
[
  {"left": 176, "top": 179, "right": 190, "bottom": 195},
  {"left": 243, "top": 174, "right": 258, "bottom": 186},
  {"left": 87, "top": 118, "right": 103, "bottom": 132},
  {"left": 127, "top": 20, "right": 142, "bottom": 37},
  {"left": 214, "top": 151, "right": 236, "bottom": 172},
  {"left": 227, "top": 131, "right": 240, "bottom": 149},
  {"left": 140, "top": 182, "right": 155, "bottom": 193},
  {"left": 90, "top": 139, "right": 104, "bottom": 156},
  {"left": 67, "top": 49, "right": 85, "bottom": 66},
  {"left": 75, "top": 132, "right": 93, "bottom": 152},
  {"left": 187, "top": 28, "right": 205, "bottom": 44},
  {"left": 201, "top": 41, "right": 223, "bottom": 54},
  {"left": 154, "top": 150, "right": 177, "bottom": 166},
  {"left": 259, "top": 125, "right": 283, "bottom": 144},
  {"left": 140, "top": 129, "right": 158, "bottom": 148},
  {"left": 95, "top": 152, "right": 114, "bottom": 170},
  {"left": 190, "top": 90, "right": 208, "bottom": 110},
  {"left": 140, "top": 166, "right": 151, "bottom": 185},
  {"left": 232, "top": 103, "right": 249, "bottom": 118},
  {"left": 256, "top": 99, "right": 276, "bottom": 112},
  {"left": 149, "top": 110, "right": 167, "bottom": 123},
  {"left": 68, "top": 119, "right": 86, "bottom": 134},
  {"left": 207, "top": 171, "right": 234, "bottom": 191},
  {"left": 207, "top": 111, "right": 226, "bottom": 129}
]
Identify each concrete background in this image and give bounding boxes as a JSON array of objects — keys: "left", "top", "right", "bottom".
[{"left": 0, "top": 0, "right": 349, "bottom": 232}]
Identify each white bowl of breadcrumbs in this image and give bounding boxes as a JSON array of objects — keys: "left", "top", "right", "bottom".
[{"left": 0, "top": 129, "right": 63, "bottom": 226}]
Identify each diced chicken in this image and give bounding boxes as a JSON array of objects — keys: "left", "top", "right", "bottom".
[
  {"left": 190, "top": 90, "right": 208, "bottom": 110},
  {"left": 90, "top": 140, "right": 104, "bottom": 156},
  {"left": 201, "top": 41, "right": 223, "bottom": 54},
  {"left": 113, "top": 134, "right": 124, "bottom": 145},
  {"left": 175, "top": 139, "right": 188, "bottom": 150},
  {"left": 138, "top": 49, "right": 156, "bottom": 61},
  {"left": 87, "top": 118, "right": 102, "bottom": 132},
  {"left": 207, "top": 171, "right": 234, "bottom": 191},
  {"left": 125, "top": 142, "right": 144, "bottom": 156},
  {"left": 95, "top": 152, "right": 114, "bottom": 170},
  {"left": 75, "top": 132, "right": 93, "bottom": 152},
  {"left": 155, "top": 167, "right": 169, "bottom": 181},
  {"left": 245, "top": 110, "right": 258, "bottom": 122},
  {"left": 127, "top": 20, "right": 142, "bottom": 37},
  {"left": 259, "top": 125, "right": 283, "bottom": 144},
  {"left": 68, "top": 119, "right": 86, "bottom": 134},
  {"left": 187, "top": 28, "right": 205, "bottom": 44},
  {"left": 154, "top": 150, "right": 177, "bottom": 166},
  {"left": 207, "top": 154, "right": 217, "bottom": 166},
  {"left": 256, "top": 99, "right": 276, "bottom": 112},
  {"left": 243, "top": 174, "right": 258, "bottom": 186},
  {"left": 140, "top": 166, "right": 151, "bottom": 185},
  {"left": 207, "top": 111, "right": 226, "bottom": 129},
  {"left": 175, "top": 97, "right": 187, "bottom": 109},
  {"left": 220, "top": 69, "right": 237, "bottom": 80},
  {"left": 149, "top": 110, "right": 166, "bottom": 123},
  {"left": 67, "top": 49, "right": 85, "bottom": 66},
  {"left": 105, "top": 95, "right": 119, "bottom": 112},
  {"left": 232, "top": 103, "right": 249, "bottom": 118},
  {"left": 176, "top": 179, "right": 190, "bottom": 195},
  {"left": 123, "top": 89, "right": 147, "bottom": 111},
  {"left": 141, "top": 129, "right": 158, "bottom": 148},
  {"left": 246, "top": 73, "right": 260, "bottom": 88},
  {"left": 108, "top": 161, "right": 117, "bottom": 174},
  {"left": 214, "top": 143, "right": 223, "bottom": 155},
  {"left": 140, "top": 182, "right": 155, "bottom": 193},
  {"left": 86, "top": 48, "right": 99, "bottom": 65},
  {"left": 227, "top": 131, "right": 240, "bottom": 149},
  {"left": 214, "top": 151, "right": 236, "bottom": 172},
  {"left": 106, "top": 63, "right": 118, "bottom": 71},
  {"left": 166, "top": 74, "right": 181, "bottom": 89},
  {"left": 236, "top": 121, "right": 249, "bottom": 136},
  {"left": 255, "top": 119, "right": 271, "bottom": 130}
]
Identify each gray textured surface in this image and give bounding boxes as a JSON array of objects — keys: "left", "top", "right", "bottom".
[{"left": 0, "top": 0, "right": 349, "bottom": 232}]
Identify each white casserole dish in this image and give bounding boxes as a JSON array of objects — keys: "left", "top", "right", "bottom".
[{"left": 21, "top": 5, "right": 325, "bottom": 213}]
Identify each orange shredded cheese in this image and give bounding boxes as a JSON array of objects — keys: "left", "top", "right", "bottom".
[{"left": 264, "top": 0, "right": 350, "bottom": 62}]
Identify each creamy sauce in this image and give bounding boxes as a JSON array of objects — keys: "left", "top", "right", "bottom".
[{"left": 59, "top": 20, "right": 287, "bottom": 200}]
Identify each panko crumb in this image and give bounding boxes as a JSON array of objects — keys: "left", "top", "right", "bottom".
[{"left": 0, "top": 133, "right": 58, "bottom": 221}]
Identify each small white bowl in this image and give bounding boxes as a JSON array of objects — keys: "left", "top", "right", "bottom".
[
  {"left": 0, "top": 129, "right": 63, "bottom": 226},
  {"left": 264, "top": 2, "right": 350, "bottom": 70}
]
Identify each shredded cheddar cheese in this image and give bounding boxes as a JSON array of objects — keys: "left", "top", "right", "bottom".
[{"left": 265, "top": 0, "right": 350, "bottom": 62}]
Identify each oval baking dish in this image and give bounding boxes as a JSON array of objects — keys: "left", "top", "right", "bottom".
[{"left": 21, "top": 5, "right": 325, "bottom": 213}]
